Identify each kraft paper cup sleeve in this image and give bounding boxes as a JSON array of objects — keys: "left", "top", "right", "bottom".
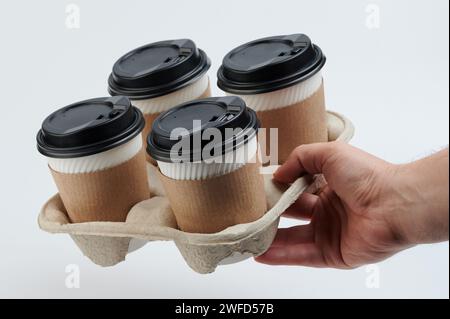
[
  {"left": 158, "top": 159, "right": 266, "bottom": 234},
  {"left": 50, "top": 149, "right": 150, "bottom": 223},
  {"left": 38, "top": 111, "right": 355, "bottom": 274},
  {"left": 257, "top": 83, "right": 328, "bottom": 164}
]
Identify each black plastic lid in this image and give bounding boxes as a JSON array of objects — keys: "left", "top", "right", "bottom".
[
  {"left": 147, "top": 96, "right": 259, "bottom": 163},
  {"left": 108, "top": 39, "right": 211, "bottom": 100},
  {"left": 217, "top": 34, "right": 326, "bottom": 94},
  {"left": 37, "top": 96, "right": 145, "bottom": 158}
]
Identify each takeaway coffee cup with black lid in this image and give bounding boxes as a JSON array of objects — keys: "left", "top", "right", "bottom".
[
  {"left": 108, "top": 39, "right": 212, "bottom": 162},
  {"left": 147, "top": 96, "right": 267, "bottom": 233},
  {"left": 217, "top": 34, "right": 328, "bottom": 164},
  {"left": 37, "top": 96, "right": 150, "bottom": 223}
]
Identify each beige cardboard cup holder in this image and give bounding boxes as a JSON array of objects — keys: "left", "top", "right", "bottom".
[{"left": 38, "top": 111, "right": 354, "bottom": 274}]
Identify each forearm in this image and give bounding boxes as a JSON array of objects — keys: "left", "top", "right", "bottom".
[{"left": 391, "top": 148, "right": 449, "bottom": 245}]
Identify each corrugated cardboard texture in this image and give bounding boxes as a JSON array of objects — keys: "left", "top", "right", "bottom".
[
  {"left": 158, "top": 160, "right": 267, "bottom": 233},
  {"left": 50, "top": 149, "right": 150, "bottom": 223},
  {"left": 141, "top": 83, "right": 212, "bottom": 165},
  {"left": 39, "top": 111, "right": 355, "bottom": 273},
  {"left": 257, "top": 83, "right": 328, "bottom": 164}
]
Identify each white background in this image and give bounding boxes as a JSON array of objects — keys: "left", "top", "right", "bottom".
[{"left": 0, "top": 0, "right": 448, "bottom": 298}]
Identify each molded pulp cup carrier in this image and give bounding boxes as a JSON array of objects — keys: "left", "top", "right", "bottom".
[{"left": 39, "top": 111, "right": 355, "bottom": 274}]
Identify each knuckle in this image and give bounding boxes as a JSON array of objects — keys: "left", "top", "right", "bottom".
[
  {"left": 328, "top": 140, "right": 345, "bottom": 149},
  {"left": 294, "top": 144, "right": 308, "bottom": 153},
  {"left": 325, "top": 141, "right": 347, "bottom": 155},
  {"left": 293, "top": 144, "right": 308, "bottom": 158}
]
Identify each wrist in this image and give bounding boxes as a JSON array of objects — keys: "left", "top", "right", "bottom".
[
  {"left": 388, "top": 156, "right": 449, "bottom": 245},
  {"left": 373, "top": 163, "right": 417, "bottom": 247},
  {"left": 387, "top": 163, "right": 424, "bottom": 246}
]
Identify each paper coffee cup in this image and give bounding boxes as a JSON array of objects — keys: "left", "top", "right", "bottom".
[
  {"left": 108, "top": 39, "right": 212, "bottom": 162},
  {"left": 217, "top": 34, "right": 328, "bottom": 164},
  {"left": 37, "top": 96, "right": 150, "bottom": 223},
  {"left": 147, "top": 96, "right": 267, "bottom": 233}
]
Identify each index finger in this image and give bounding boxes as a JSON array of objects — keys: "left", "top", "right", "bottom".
[{"left": 274, "top": 142, "right": 337, "bottom": 184}]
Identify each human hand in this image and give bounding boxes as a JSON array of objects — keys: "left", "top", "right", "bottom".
[{"left": 255, "top": 142, "right": 449, "bottom": 268}]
